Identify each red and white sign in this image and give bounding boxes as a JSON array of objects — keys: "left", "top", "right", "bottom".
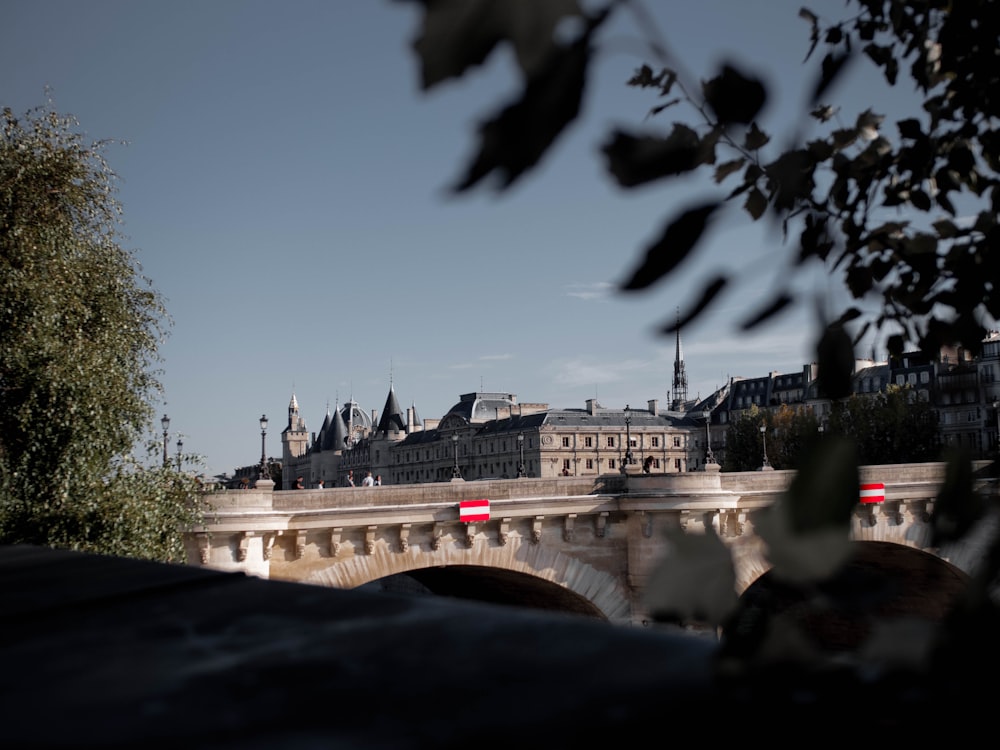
[
  {"left": 459, "top": 499, "right": 490, "bottom": 522},
  {"left": 860, "top": 482, "right": 885, "bottom": 504}
]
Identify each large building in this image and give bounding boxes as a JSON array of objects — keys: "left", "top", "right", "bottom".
[{"left": 271, "top": 329, "right": 1000, "bottom": 489}]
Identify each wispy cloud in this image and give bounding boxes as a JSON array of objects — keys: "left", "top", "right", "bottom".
[
  {"left": 546, "top": 356, "right": 653, "bottom": 388},
  {"left": 564, "top": 282, "right": 613, "bottom": 301},
  {"left": 479, "top": 353, "right": 512, "bottom": 361}
]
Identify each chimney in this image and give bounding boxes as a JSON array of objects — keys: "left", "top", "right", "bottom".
[
  {"left": 586, "top": 398, "right": 599, "bottom": 415},
  {"left": 647, "top": 399, "right": 658, "bottom": 417}
]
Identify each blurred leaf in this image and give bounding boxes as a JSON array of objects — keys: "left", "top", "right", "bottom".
[
  {"left": 785, "top": 434, "right": 859, "bottom": 533},
  {"left": 620, "top": 202, "right": 719, "bottom": 291},
  {"left": 714, "top": 158, "right": 745, "bottom": 183},
  {"left": 450, "top": 34, "right": 590, "bottom": 191},
  {"left": 755, "top": 434, "right": 858, "bottom": 583},
  {"left": 642, "top": 524, "right": 738, "bottom": 626},
  {"left": 739, "top": 293, "right": 793, "bottom": 330},
  {"left": 931, "top": 448, "right": 984, "bottom": 546},
  {"left": 810, "top": 50, "right": 852, "bottom": 103},
  {"left": 405, "top": 0, "right": 585, "bottom": 89},
  {"left": 703, "top": 63, "right": 767, "bottom": 125},
  {"left": 601, "top": 124, "right": 705, "bottom": 188},
  {"left": 816, "top": 321, "right": 855, "bottom": 399},
  {"left": 743, "top": 187, "right": 768, "bottom": 219},
  {"left": 659, "top": 274, "right": 728, "bottom": 333}
]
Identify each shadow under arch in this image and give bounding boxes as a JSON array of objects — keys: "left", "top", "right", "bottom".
[
  {"left": 727, "top": 540, "right": 970, "bottom": 653},
  {"left": 364, "top": 565, "right": 607, "bottom": 619},
  {"left": 302, "top": 543, "right": 633, "bottom": 622}
]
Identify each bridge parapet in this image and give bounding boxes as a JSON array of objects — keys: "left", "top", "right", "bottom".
[{"left": 190, "top": 461, "right": 996, "bottom": 624}]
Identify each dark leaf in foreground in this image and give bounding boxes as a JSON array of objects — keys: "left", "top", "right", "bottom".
[
  {"left": 659, "top": 275, "right": 727, "bottom": 333},
  {"left": 931, "top": 449, "right": 984, "bottom": 546},
  {"left": 450, "top": 35, "right": 591, "bottom": 192},
  {"left": 620, "top": 202, "right": 720, "bottom": 291},
  {"left": 816, "top": 321, "right": 855, "bottom": 399},
  {"left": 703, "top": 63, "right": 767, "bottom": 126},
  {"left": 810, "top": 50, "right": 852, "bottom": 104},
  {"left": 739, "top": 293, "right": 793, "bottom": 330},
  {"left": 643, "top": 524, "right": 738, "bottom": 627},
  {"left": 755, "top": 435, "right": 858, "bottom": 583},
  {"left": 404, "top": 0, "right": 585, "bottom": 89},
  {"left": 601, "top": 124, "right": 704, "bottom": 188}
]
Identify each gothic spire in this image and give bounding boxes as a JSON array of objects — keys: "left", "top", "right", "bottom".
[{"left": 672, "top": 310, "right": 688, "bottom": 410}]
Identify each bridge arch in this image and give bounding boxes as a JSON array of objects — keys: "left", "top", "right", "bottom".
[
  {"left": 301, "top": 539, "right": 633, "bottom": 623},
  {"left": 731, "top": 540, "right": 970, "bottom": 652}
]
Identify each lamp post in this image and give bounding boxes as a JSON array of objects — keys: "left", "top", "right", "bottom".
[
  {"left": 160, "top": 414, "right": 170, "bottom": 467},
  {"left": 759, "top": 424, "right": 771, "bottom": 470},
  {"left": 176, "top": 437, "right": 183, "bottom": 471},
  {"left": 623, "top": 404, "right": 633, "bottom": 473},
  {"left": 517, "top": 432, "right": 525, "bottom": 477},
  {"left": 702, "top": 409, "right": 715, "bottom": 467},
  {"left": 258, "top": 414, "right": 270, "bottom": 480},
  {"left": 451, "top": 433, "right": 462, "bottom": 479}
]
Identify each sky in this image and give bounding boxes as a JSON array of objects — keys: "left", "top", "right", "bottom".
[{"left": 3, "top": 1, "right": 925, "bottom": 478}]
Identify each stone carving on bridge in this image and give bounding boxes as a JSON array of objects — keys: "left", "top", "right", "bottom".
[
  {"left": 531, "top": 516, "right": 543, "bottom": 544},
  {"left": 295, "top": 530, "right": 307, "bottom": 560},
  {"left": 881, "top": 500, "right": 903, "bottom": 526},
  {"left": 719, "top": 510, "right": 745, "bottom": 537},
  {"left": 196, "top": 533, "right": 211, "bottom": 564},
  {"left": 237, "top": 532, "right": 253, "bottom": 562},
  {"left": 330, "top": 528, "right": 343, "bottom": 556},
  {"left": 263, "top": 533, "right": 277, "bottom": 560},
  {"left": 365, "top": 526, "right": 377, "bottom": 555},
  {"left": 498, "top": 518, "right": 511, "bottom": 546},
  {"left": 465, "top": 523, "right": 477, "bottom": 548},
  {"left": 563, "top": 514, "right": 576, "bottom": 543},
  {"left": 399, "top": 523, "right": 411, "bottom": 552},
  {"left": 595, "top": 512, "right": 609, "bottom": 538},
  {"left": 431, "top": 523, "right": 443, "bottom": 550}
]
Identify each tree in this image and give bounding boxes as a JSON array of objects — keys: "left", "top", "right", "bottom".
[
  {"left": 827, "top": 384, "right": 940, "bottom": 464},
  {"left": 0, "top": 102, "right": 205, "bottom": 562}
]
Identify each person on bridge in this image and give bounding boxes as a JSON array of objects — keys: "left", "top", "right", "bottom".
[
  {"left": 344, "top": 471, "right": 355, "bottom": 487},
  {"left": 362, "top": 471, "right": 375, "bottom": 487},
  {"left": 294, "top": 476, "right": 305, "bottom": 489},
  {"left": 374, "top": 475, "right": 382, "bottom": 486}
]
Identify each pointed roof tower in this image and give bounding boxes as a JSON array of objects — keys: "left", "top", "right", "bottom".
[
  {"left": 317, "top": 403, "right": 333, "bottom": 451},
  {"left": 376, "top": 382, "right": 407, "bottom": 435},
  {"left": 672, "top": 311, "right": 688, "bottom": 410},
  {"left": 329, "top": 400, "right": 349, "bottom": 450}
]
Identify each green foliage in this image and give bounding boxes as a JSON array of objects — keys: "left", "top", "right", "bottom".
[
  {"left": 826, "top": 385, "right": 940, "bottom": 465},
  {"left": 723, "top": 389, "right": 938, "bottom": 471},
  {"left": 0, "top": 101, "right": 203, "bottom": 561}
]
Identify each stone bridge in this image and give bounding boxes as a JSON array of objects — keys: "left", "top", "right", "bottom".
[{"left": 187, "top": 462, "right": 998, "bottom": 625}]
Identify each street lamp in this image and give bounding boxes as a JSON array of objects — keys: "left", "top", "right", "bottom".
[
  {"left": 759, "top": 424, "right": 771, "bottom": 470},
  {"left": 258, "top": 414, "right": 270, "bottom": 480},
  {"left": 517, "top": 432, "right": 525, "bottom": 477},
  {"left": 623, "top": 404, "right": 633, "bottom": 473},
  {"left": 176, "top": 437, "right": 183, "bottom": 471},
  {"left": 451, "top": 433, "right": 462, "bottom": 479},
  {"left": 702, "top": 409, "right": 715, "bottom": 467},
  {"left": 160, "top": 414, "right": 170, "bottom": 467}
]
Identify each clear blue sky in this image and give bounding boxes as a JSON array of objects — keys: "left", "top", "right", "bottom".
[{"left": 3, "top": 1, "right": 922, "bottom": 477}]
